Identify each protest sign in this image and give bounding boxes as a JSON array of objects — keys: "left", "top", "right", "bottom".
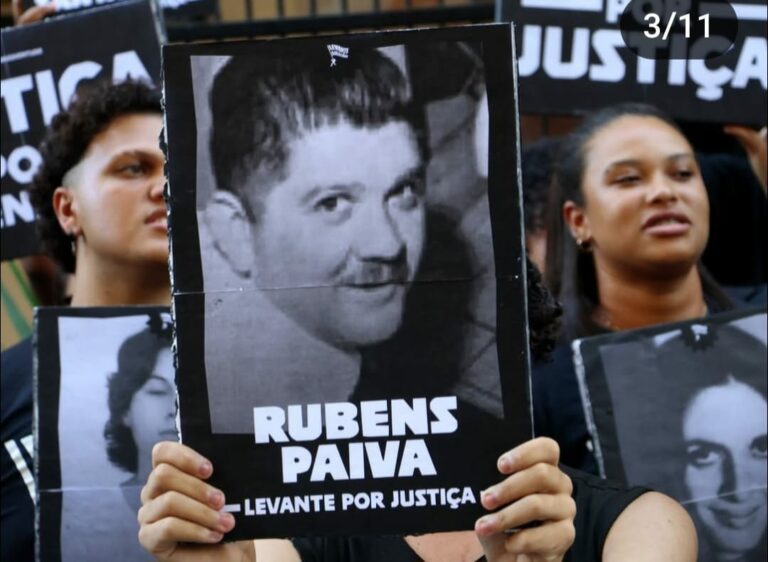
[
  {"left": 164, "top": 23, "right": 533, "bottom": 538},
  {"left": 35, "top": 307, "right": 174, "bottom": 562},
  {"left": 498, "top": 0, "right": 767, "bottom": 124},
  {"left": 573, "top": 307, "right": 767, "bottom": 562}
]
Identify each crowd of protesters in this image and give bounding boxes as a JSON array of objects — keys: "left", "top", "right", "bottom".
[{"left": 1, "top": 2, "right": 766, "bottom": 562}]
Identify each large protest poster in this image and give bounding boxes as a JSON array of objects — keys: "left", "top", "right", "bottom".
[
  {"left": 19, "top": 0, "right": 217, "bottom": 18},
  {"left": 0, "top": 0, "right": 162, "bottom": 261},
  {"left": 497, "top": 0, "right": 767, "bottom": 125},
  {"left": 573, "top": 307, "right": 768, "bottom": 562},
  {"left": 35, "top": 306, "right": 175, "bottom": 562},
  {"left": 164, "top": 23, "right": 532, "bottom": 538}
]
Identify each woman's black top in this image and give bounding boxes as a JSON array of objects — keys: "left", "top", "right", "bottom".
[{"left": 292, "top": 467, "right": 649, "bottom": 562}]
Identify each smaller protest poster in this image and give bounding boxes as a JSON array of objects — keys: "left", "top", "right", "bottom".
[
  {"left": 497, "top": 0, "right": 767, "bottom": 125},
  {"left": 573, "top": 307, "right": 767, "bottom": 562},
  {"left": 35, "top": 307, "right": 175, "bottom": 562},
  {"left": 1, "top": 0, "right": 163, "bottom": 261},
  {"left": 164, "top": 23, "right": 533, "bottom": 539}
]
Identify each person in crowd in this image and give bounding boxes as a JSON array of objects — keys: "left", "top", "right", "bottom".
[
  {"left": 1, "top": 79, "right": 169, "bottom": 561},
  {"left": 135, "top": 258, "right": 698, "bottom": 562},
  {"left": 655, "top": 325, "right": 767, "bottom": 562},
  {"left": 534, "top": 103, "right": 741, "bottom": 473},
  {"left": 104, "top": 315, "right": 176, "bottom": 506}
]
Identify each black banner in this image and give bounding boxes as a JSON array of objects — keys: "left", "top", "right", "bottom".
[
  {"left": 0, "top": 0, "right": 162, "bottom": 261},
  {"left": 164, "top": 24, "right": 533, "bottom": 538},
  {"left": 35, "top": 306, "right": 173, "bottom": 562},
  {"left": 497, "top": 0, "right": 767, "bottom": 124},
  {"left": 573, "top": 307, "right": 767, "bottom": 562}
]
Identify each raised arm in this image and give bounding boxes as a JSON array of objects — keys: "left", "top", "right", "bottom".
[{"left": 724, "top": 124, "right": 768, "bottom": 193}]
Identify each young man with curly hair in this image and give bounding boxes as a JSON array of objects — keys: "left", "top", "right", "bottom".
[{"left": 1, "top": 80, "right": 169, "bottom": 561}]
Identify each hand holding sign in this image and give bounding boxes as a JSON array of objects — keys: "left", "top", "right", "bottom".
[
  {"left": 138, "top": 442, "right": 257, "bottom": 562},
  {"left": 475, "top": 438, "right": 575, "bottom": 562},
  {"left": 137, "top": 439, "right": 578, "bottom": 562}
]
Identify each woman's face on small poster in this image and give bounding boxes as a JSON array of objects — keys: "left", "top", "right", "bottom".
[
  {"left": 683, "top": 378, "right": 768, "bottom": 555},
  {"left": 124, "top": 347, "right": 177, "bottom": 469}
]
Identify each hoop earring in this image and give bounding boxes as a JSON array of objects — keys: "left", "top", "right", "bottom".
[{"left": 576, "top": 236, "right": 592, "bottom": 252}]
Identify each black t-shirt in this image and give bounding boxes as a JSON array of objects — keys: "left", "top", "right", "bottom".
[
  {"left": 532, "top": 344, "right": 598, "bottom": 474},
  {"left": 1, "top": 338, "right": 34, "bottom": 562},
  {"left": 292, "top": 467, "right": 648, "bottom": 562}
]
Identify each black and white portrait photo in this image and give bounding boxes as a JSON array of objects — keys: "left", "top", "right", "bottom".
[
  {"left": 163, "top": 25, "right": 530, "bottom": 537},
  {"left": 36, "top": 307, "right": 175, "bottom": 562},
  {"left": 574, "top": 308, "right": 768, "bottom": 562},
  {"left": 191, "top": 42, "right": 506, "bottom": 433}
]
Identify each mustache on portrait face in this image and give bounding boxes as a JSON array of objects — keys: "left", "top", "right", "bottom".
[{"left": 335, "top": 249, "right": 411, "bottom": 287}]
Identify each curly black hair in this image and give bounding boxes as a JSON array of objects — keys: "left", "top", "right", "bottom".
[
  {"left": 526, "top": 254, "right": 562, "bottom": 361},
  {"left": 30, "top": 80, "right": 161, "bottom": 273}
]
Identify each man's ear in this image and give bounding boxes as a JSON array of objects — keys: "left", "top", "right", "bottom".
[
  {"left": 563, "top": 201, "right": 592, "bottom": 245},
  {"left": 52, "top": 186, "right": 81, "bottom": 237},
  {"left": 203, "top": 190, "right": 254, "bottom": 278}
]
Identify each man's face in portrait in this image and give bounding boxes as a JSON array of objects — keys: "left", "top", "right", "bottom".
[{"left": 244, "top": 118, "right": 426, "bottom": 348}]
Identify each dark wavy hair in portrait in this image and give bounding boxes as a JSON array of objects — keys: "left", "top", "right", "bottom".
[
  {"left": 543, "top": 103, "right": 733, "bottom": 340},
  {"left": 209, "top": 49, "right": 429, "bottom": 223},
  {"left": 651, "top": 323, "right": 768, "bottom": 477},
  {"left": 30, "top": 80, "right": 162, "bottom": 273},
  {"left": 103, "top": 314, "right": 173, "bottom": 473}
]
